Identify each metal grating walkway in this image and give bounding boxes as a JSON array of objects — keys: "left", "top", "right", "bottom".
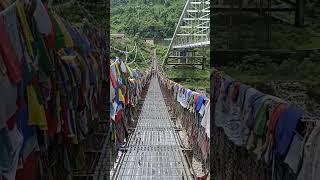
[{"left": 112, "top": 77, "right": 194, "bottom": 180}]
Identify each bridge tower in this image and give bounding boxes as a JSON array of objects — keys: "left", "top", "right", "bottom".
[{"left": 162, "top": 0, "right": 210, "bottom": 69}]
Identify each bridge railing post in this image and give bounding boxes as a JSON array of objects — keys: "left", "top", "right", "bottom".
[{"left": 295, "top": 0, "right": 304, "bottom": 27}]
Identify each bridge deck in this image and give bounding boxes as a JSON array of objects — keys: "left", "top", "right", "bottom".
[{"left": 112, "top": 77, "right": 194, "bottom": 180}]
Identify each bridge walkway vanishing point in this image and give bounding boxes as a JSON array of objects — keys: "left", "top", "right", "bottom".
[{"left": 112, "top": 76, "right": 195, "bottom": 180}]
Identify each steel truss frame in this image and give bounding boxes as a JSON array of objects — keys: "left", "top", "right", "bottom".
[{"left": 163, "top": 0, "right": 210, "bottom": 68}]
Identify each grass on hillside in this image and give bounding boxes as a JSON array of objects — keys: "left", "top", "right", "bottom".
[
  {"left": 155, "top": 44, "right": 210, "bottom": 92},
  {"left": 220, "top": 53, "right": 320, "bottom": 87},
  {"left": 163, "top": 66, "right": 210, "bottom": 92},
  {"left": 165, "top": 67, "right": 209, "bottom": 79}
]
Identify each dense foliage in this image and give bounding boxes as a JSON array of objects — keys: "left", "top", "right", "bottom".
[
  {"left": 111, "top": 0, "right": 212, "bottom": 92},
  {"left": 111, "top": 0, "right": 184, "bottom": 39}
]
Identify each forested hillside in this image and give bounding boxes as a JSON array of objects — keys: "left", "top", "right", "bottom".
[
  {"left": 110, "top": 0, "right": 210, "bottom": 92},
  {"left": 111, "top": 0, "right": 184, "bottom": 39}
]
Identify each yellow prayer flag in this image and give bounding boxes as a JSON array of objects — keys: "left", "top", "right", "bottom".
[{"left": 27, "top": 85, "right": 48, "bottom": 130}]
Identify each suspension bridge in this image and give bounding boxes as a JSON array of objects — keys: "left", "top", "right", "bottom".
[
  {"left": 109, "top": 45, "right": 206, "bottom": 179},
  {"left": 112, "top": 56, "right": 195, "bottom": 179},
  {"left": 109, "top": 1, "right": 210, "bottom": 179}
]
